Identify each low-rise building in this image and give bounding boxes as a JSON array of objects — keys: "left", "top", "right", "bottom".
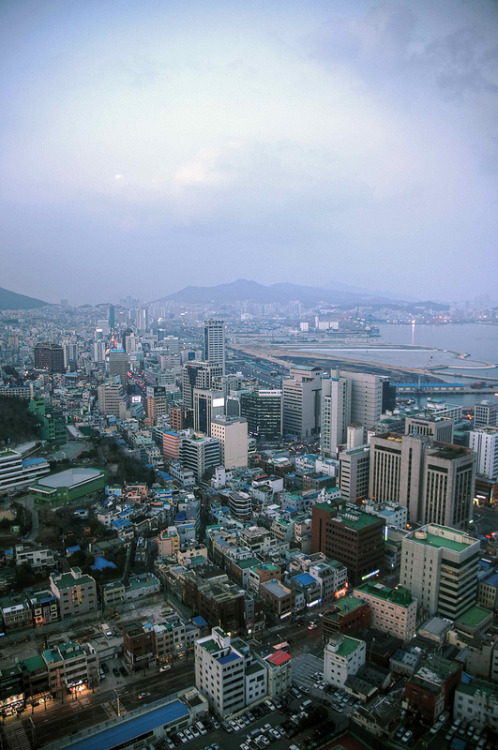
[
  {"left": 405, "top": 656, "right": 461, "bottom": 724},
  {"left": 42, "top": 641, "right": 99, "bottom": 694},
  {"left": 264, "top": 650, "right": 292, "bottom": 698},
  {"left": 15, "top": 545, "right": 57, "bottom": 570},
  {"left": 324, "top": 634, "right": 366, "bottom": 688},
  {"left": 454, "top": 677, "right": 498, "bottom": 732},
  {"left": 352, "top": 582, "right": 417, "bottom": 641},
  {"left": 50, "top": 567, "right": 98, "bottom": 619}
]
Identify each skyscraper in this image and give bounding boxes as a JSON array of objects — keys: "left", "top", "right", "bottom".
[
  {"left": 203, "top": 319, "right": 225, "bottom": 374},
  {"left": 193, "top": 388, "right": 225, "bottom": 435},
  {"left": 338, "top": 370, "right": 384, "bottom": 429},
  {"left": 182, "top": 361, "right": 223, "bottom": 409},
  {"left": 240, "top": 388, "right": 283, "bottom": 439},
  {"left": 282, "top": 366, "right": 322, "bottom": 438},
  {"left": 469, "top": 427, "right": 498, "bottom": 480},
  {"left": 34, "top": 343, "right": 65, "bottom": 373},
  {"left": 321, "top": 373, "right": 352, "bottom": 457},
  {"left": 109, "top": 347, "right": 129, "bottom": 385}
]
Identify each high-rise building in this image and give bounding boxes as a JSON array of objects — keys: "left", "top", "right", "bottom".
[
  {"left": 180, "top": 434, "right": 221, "bottom": 481},
  {"left": 97, "top": 381, "right": 125, "bottom": 417},
  {"left": 34, "top": 343, "right": 65, "bottom": 373},
  {"left": 321, "top": 373, "right": 352, "bottom": 457},
  {"left": 108, "top": 304, "right": 115, "bottom": 329},
  {"left": 400, "top": 524, "right": 480, "bottom": 620},
  {"left": 239, "top": 389, "right": 282, "bottom": 439},
  {"left": 211, "top": 417, "right": 248, "bottom": 469},
  {"left": 311, "top": 501, "right": 384, "bottom": 586},
  {"left": 145, "top": 386, "right": 168, "bottom": 425},
  {"left": 474, "top": 401, "right": 498, "bottom": 428},
  {"left": 203, "top": 319, "right": 225, "bottom": 374},
  {"left": 338, "top": 370, "right": 384, "bottom": 429},
  {"left": 108, "top": 347, "right": 129, "bottom": 385},
  {"left": 282, "top": 366, "right": 322, "bottom": 438},
  {"left": 469, "top": 427, "right": 498, "bottom": 480},
  {"left": 405, "top": 415, "right": 454, "bottom": 444},
  {"left": 338, "top": 445, "right": 370, "bottom": 504},
  {"left": 122, "top": 329, "right": 137, "bottom": 354},
  {"left": 369, "top": 433, "right": 476, "bottom": 529},
  {"left": 182, "top": 361, "right": 223, "bottom": 410},
  {"left": 193, "top": 388, "right": 224, "bottom": 436},
  {"left": 136, "top": 306, "right": 149, "bottom": 331}
]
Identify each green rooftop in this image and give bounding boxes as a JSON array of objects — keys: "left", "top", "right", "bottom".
[
  {"left": 412, "top": 526, "right": 476, "bottom": 553},
  {"left": 455, "top": 605, "right": 492, "bottom": 629},
  {"left": 335, "top": 509, "right": 382, "bottom": 530},
  {"left": 326, "top": 596, "right": 365, "bottom": 617},
  {"left": 356, "top": 582, "right": 415, "bottom": 607},
  {"left": 22, "top": 655, "right": 46, "bottom": 673},
  {"left": 336, "top": 635, "right": 363, "bottom": 658},
  {"left": 456, "top": 677, "right": 497, "bottom": 698}
]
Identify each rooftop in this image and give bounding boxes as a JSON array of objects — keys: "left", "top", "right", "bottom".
[
  {"left": 409, "top": 525, "right": 478, "bottom": 553},
  {"left": 36, "top": 467, "right": 104, "bottom": 489},
  {"left": 266, "top": 651, "right": 291, "bottom": 667},
  {"left": 356, "top": 582, "right": 415, "bottom": 607},
  {"left": 455, "top": 605, "right": 493, "bottom": 629}
]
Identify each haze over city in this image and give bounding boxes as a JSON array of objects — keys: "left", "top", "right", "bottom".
[{"left": 1, "top": 0, "right": 497, "bottom": 305}]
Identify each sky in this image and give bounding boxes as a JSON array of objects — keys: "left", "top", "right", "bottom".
[{"left": 1, "top": 0, "right": 497, "bottom": 305}]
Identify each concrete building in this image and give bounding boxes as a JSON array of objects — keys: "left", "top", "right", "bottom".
[
  {"left": 405, "top": 656, "right": 461, "bottom": 724},
  {"left": 264, "top": 650, "right": 292, "bottom": 698},
  {"left": 162, "top": 430, "right": 182, "bottom": 463},
  {"left": 30, "top": 467, "right": 106, "bottom": 509},
  {"left": 158, "top": 526, "right": 181, "bottom": 557},
  {"left": 321, "top": 373, "right": 352, "bottom": 458},
  {"left": 203, "top": 320, "right": 225, "bottom": 374},
  {"left": 338, "top": 445, "right": 370, "bottom": 504},
  {"left": 400, "top": 525, "right": 480, "bottom": 620},
  {"left": 180, "top": 434, "right": 221, "bottom": 482},
  {"left": 474, "top": 401, "right": 498, "bottom": 428},
  {"left": 50, "top": 567, "right": 98, "bottom": 619},
  {"left": 108, "top": 347, "right": 128, "bottom": 385},
  {"left": 97, "top": 381, "right": 125, "bottom": 417},
  {"left": 15, "top": 546, "right": 56, "bottom": 571},
  {"left": 0, "top": 449, "right": 49, "bottom": 495},
  {"left": 369, "top": 433, "right": 476, "bottom": 529},
  {"left": 34, "top": 342, "right": 65, "bottom": 372},
  {"left": 405, "top": 415, "right": 454, "bottom": 444},
  {"left": 339, "top": 370, "right": 384, "bottom": 430},
  {"left": 182, "top": 361, "right": 223, "bottom": 410},
  {"left": 469, "top": 427, "right": 498, "bottom": 480},
  {"left": 352, "top": 582, "right": 417, "bottom": 641},
  {"left": 193, "top": 388, "right": 224, "bottom": 436},
  {"left": 282, "top": 366, "right": 322, "bottom": 438},
  {"left": 145, "top": 385, "right": 168, "bottom": 425},
  {"left": 324, "top": 633, "right": 366, "bottom": 688},
  {"left": 211, "top": 417, "right": 248, "bottom": 469},
  {"left": 195, "top": 627, "right": 266, "bottom": 717},
  {"left": 42, "top": 641, "right": 99, "bottom": 694},
  {"left": 311, "top": 502, "right": 384, "bottom": 586},
  {"left": 240, "top": 389, "right": 282, "bottom": 439},
  {"left": 454, "top": 678, "right": 498, "bottom": 732}
]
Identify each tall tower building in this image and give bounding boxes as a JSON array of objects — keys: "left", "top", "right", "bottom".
[
  {"left": 339, "top": 445, "right": 370, "bottom": 504},
  {"left": 203, "top": 319, "right": 225, "bottom": 374},
  {"left": 136, "top": 306, "right": 149, "bottom": 332},
  {"left": 182, "top": 361, "right": 223, "bottom": 410},
  {"left": 193, "top": 388, "right": 224, "bottom": 436},
  {"left": 469, "top": 427, "right": 498, "bottom": 480},
  {"left": 239, "top": 389, "right": 282, "bottom": 439},
  {"left": 282, "top": 366, "right": 322, "bottom": 439},
  {"left": 108, "top": 347, "right": 129, "bottom": 385},
  {"left": 400, "top": 524, "right": 480, "bottom": 620},
  {"left": 321, "top": 373, "right": 352, "bottom": 457},
  {"left": 369, "top": 433, "right": 475, "bottom": 529},
  {"left": 211, "top": 416, "right": 248, "bottom": 469},
  {"left": 338, "top": 370, "right": 383, "bottom": 429},
  {"left": 34, "top": 343, "right": 65, "bottom": 373}
]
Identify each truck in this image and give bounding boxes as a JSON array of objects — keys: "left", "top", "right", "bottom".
[{"left": 101, "top": 623, "right": 112, "bottom": 637}]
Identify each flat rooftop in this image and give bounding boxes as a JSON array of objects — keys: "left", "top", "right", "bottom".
[
  {"left": 37, "top": 467, "right": 103, "bottom": 489},
  {"left": 410, "top": 526, "right": 478, "bottom": 553}
]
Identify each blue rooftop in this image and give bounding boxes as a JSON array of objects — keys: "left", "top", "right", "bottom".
[
  {"left": 67, "top": 700, "right": 189, "bottom": 750},
  {"left": 193, "top": 615, "right": 208, "bottom": 627},
  {"left": 91, "top": 556, "right": 117, "bottom": 571},
  {"left": 295, "top": 573, "right": 316, "bottom": 586},
  {"left": 22, "top": 457, "right": 47, "bottom": 466},
  {"left": 218, "top": 652, "right": 241, "bottom": 665}
]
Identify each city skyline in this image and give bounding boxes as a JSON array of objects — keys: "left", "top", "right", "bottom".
[{"left": 1, "top": 0, "right": 497, "bottom": 304}]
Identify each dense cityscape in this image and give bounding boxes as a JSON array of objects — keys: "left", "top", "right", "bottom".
[{"left": 0, "top": 291, "right": 497, "bottom": 750}]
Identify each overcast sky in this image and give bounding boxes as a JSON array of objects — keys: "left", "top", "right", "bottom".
[{"left": 1, "top": 0, "right": 497, "bottom": 305}]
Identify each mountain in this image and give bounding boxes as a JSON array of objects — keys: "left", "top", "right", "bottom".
[
  {"left": 158, "top": 279, "right": 404, "bottom": 307},
  {"left": 0, "top": 287, "right": 49, "bottom": 310}
]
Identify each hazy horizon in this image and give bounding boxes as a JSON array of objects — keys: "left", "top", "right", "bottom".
[{"left": 1, "top": 1, "right": 498, "bottom": 305}]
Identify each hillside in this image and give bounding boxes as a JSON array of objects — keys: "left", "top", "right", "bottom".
[{"left": 0, "top": 286, "right": 48, "bottom": 310}]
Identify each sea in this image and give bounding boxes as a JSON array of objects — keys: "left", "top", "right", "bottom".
[{"left": 302, "top": 322, "right": 498, "bottom": 408}]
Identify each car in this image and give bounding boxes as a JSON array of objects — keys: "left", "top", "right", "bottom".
[
  {"left": 119, "top": 666, "right": 127, "bottom": 677},
  {"left": 137, "top": 691, "right": 150, "bottom": 700},
  {"left": 112, "top": 667, "right": 120, "bottom": 677},
  {"left": 177, "top": 732, "right": 186, "bottom": 743},
  {"left": 160, "top": 664, "right": 171, "bottom": 672},
  {"left": 308, "top": 623, "right": 317, "bottom": 630},
  {"left": 101, "top": 663, "right": 109, "bottom": 673},
  {"left": 184, "top": 729, "right": 193, "bottom": 741}
]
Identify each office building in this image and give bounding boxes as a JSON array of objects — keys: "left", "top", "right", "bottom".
[
  {"left": 136, "top": 306, "right": 149, "bottom": 331},
  {"left": 182, "top": 361, "right": 224, "bottom": 410},
  {"left": 50, "top": 567, "right": 98, "bottom": 620},
  {"left": 34, "top": 343, "right": 65, "bottom": 373},
  {"left": 339, "top": 370, "right": 384, "bottom": 429},
  {"left": 400, "top": 524, "right": 480, "bottom": 620},
  {"left": 352, "top": 582, "right": 417, "bottom": 641},
  {"left": 98, "top": 381, "right": 125, "bottom": 417},
  {"left": 282, "top": 365, "right": 322, "bottom": 438},
  {"left": 324, "top": 633, "right": 366, "bottom": 688},
  {"left": 193, "top": 388, "right": 224, "bottom": 436},
  {"left": 93, "top": 340, "right": 106, "bottom": 363},
  {"left": 203, "top": 319, "right": 225, "bottom": 374},
  {"left": 108, "top": 347, "right": 129, "bottom": 385},
  {"left": 162, "top": 431, "right": 182, "bottom": 463},
  {"left": 180, "top": 434, "right": 221, "bottom": 482},
  {"left": 211, "top": 416, "right": 248, "bottom": 469},
  {"left": 339, "top": 445, "right": 370, "bottom": 504},
  {"left": 469, "top": 427, "right": 498, "bottom": 480},
  {"left": 239, "top": 388, "right": 283, "bottom": 439},
  {"left": 321, "top": 373, "right": 352, "bottom": 458},
  {"left": 0, "top": 449, "right": 50, "bottom": 495},
  {"left": 195, "top": 627, "right": 267, "bottom": 717},
  {"left": 369, "top": 433, "right": 476, "bottom": 529},
  {"left": 405, "top": 415, "right": 454, "bottom": 444},
  {"left": 311, "top": 502, "right": 384, "bottom": 586},
  {"left": 474, "top": 401, "right": 498, "bottom": 428},
  {"left": 146, "top": 385, "right": 168, "bottom": 425}
]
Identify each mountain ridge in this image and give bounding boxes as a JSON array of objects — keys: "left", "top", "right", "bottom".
[{"left": 0, "top": 287, "right": 49, "bottom": 310}]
